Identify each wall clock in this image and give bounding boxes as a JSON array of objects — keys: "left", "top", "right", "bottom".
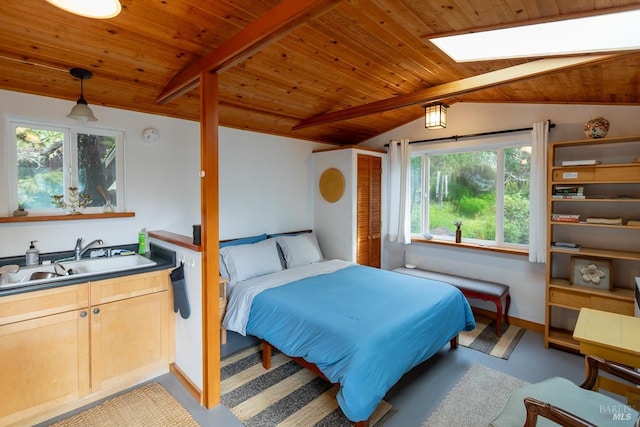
[
  {"left": 319, "top": 168, "right": 345, "bottom": 203},
  {"left": 143, "top": 127, "right": 160, "bottom": 143}
]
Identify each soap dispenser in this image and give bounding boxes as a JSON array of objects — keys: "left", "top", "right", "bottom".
[{"left": 26, "top": 240, "right": 39, "bottom": 266}]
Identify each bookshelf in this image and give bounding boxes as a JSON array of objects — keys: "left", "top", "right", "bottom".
[{"left": 545, "top": 135, "right": 640, "bottom": 351}]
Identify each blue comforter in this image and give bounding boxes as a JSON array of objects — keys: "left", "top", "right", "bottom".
[{"left": 245, "top": 264, "right": 475, "bottom": 422}]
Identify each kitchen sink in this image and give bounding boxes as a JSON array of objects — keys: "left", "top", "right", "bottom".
[{"left": 0, "top": 255, "right": 157, "bottom": 290}]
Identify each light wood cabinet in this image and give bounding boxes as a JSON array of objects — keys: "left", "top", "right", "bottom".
[
  {"left": 545, "top": 135, "right": 640, "bottom": 351},
  {"left": 0, "top": 285, "right": 90, "bottom": 425},
  {"left": 356, "top": 154, "right": 382, "bottom": 268},
  {"left": 90, "top": 271, "right": 172, "bottom": 392},
  {"left": 0, "top": 269, "right": 173, "bottom": 426}
]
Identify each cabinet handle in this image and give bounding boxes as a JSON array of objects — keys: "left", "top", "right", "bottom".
[
  {"left": 80, "top": 311, "right": 88, "bottom": 318},
  {"left": 93, "top": 308, "right": 100, "bottom": 315}
]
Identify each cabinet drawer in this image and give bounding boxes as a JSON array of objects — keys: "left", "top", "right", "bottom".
[
  {"left": 595, "top": 164, "right": 640, "bottom": 181},
  {"left": 591, "top": 296, "right": 634, "bottom": 315},
  {"left": 553, "top": 168, "right": 595, "bottom": 182},
  {"left": 0, "top": 284, "right": 89, "bottom": 326},
  {"left": 90, "top": 270, "right": 170, "bottom": 305},
  {"left": 549, "top": 288, "right": 591, "bottom": 308}
]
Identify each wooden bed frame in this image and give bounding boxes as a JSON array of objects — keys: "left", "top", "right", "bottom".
[
  {"left": 261, "top": 335, "right": 459, "bottom": 427},
  {"left": 220, "top": 230, "right": 462, "bottom": 425}
]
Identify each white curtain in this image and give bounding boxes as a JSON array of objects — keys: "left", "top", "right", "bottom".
[
  {"left": 529, "top": 120, "right": 549, "bottom": 263},
  {"left": 387, "top": 138, "right": 412, "bottom": 244}
]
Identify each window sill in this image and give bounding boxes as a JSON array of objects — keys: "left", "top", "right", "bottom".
[
  {"left": 0, "top": 212, "right": 135, "bottom": 223},
  {"left": 411, "top": 237, "right": 528, "bottom": 257}
]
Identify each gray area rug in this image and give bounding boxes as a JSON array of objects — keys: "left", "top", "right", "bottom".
[
  {"left": 221, "top": 344, "right": 396, "bottom": 426},
  {"left": 423, "top": 364, "right": 529, "bottom": 427},
  {"left": 459, "top": 316, "right": 526, "bottom": 359}
]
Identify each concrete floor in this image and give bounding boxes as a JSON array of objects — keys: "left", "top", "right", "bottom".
[{"left": 40, "top": 328, "right": 587, "bottom": 427}]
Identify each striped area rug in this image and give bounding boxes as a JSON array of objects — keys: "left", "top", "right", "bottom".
[
  {"left": 459, "top": 316, "right": 526, "bottom": 360},
  {"left": 221, "top": 345, "right": 396, "bottom": 427}
]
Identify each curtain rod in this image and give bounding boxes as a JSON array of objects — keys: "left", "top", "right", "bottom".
[{"left": 384, "top": 120, "right": 555, "bottom": 147}]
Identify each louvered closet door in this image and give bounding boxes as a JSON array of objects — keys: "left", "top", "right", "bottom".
[{"left": 357, "top": 154, "right": 382, "bottom": 268}]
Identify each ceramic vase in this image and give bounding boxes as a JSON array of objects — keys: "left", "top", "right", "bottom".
[{"left": 584, "top": 117, "right": 609, "bottom": 138}]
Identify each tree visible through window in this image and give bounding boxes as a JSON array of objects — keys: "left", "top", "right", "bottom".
[
  {"left": 16, "top": 127, "right": 65, "bottom": 209},
  {"left": 410, "top": 143, "right": 531, "bottom": 247},
  {"left": 10, "top": 121, "right": 123, "bottom": 213}
]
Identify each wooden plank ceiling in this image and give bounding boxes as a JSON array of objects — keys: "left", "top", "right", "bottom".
[{"left": 1, "top": 0, "right": 639, "bottom": 145}]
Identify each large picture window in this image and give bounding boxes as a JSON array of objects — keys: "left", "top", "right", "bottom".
[
  {"left": 410, "top": 139, "right": 531, "bottom": 248},
  {"left": 7, "top": 120, "right": 124, "bottom": 214}
]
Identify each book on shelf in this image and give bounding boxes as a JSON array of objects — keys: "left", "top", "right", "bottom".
[
  {"left": 551, "top": 241, "right": 580, "bottom": 248},
  {"left": 551, "top": 244, "right": 581, "bottom": 251},
  {"left": 626, "top": 219, "right": 640, "bottom": 227},
  {"left": 553, "top": 185, "right": 584, "bottom": 194},
  {"left": 552, "top": 185, "right": 584, "bottom": 199},
  {"left": 551, "top": 214, "right": 580, "bottom": 222},
  {"left": 561, "top": 159, "right": 600, "bottom": 166},
  {"left": 585, "top": 217, "right": 623, "bottom": 225},
  {"left": 552, "top": 194, "right": 586, "bottom": 199}
]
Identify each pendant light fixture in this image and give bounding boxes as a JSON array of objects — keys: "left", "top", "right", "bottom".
[
  {"left": 67, "top": 68, "right": 98, "bottom": 122},
  {"left": 46, "top": 0, "right": 122, "bottom": 19},
  {"left": 424, "top": 102, "right": 448, "bottom": 129}
]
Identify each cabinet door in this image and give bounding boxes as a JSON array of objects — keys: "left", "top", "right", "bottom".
[
  {"left": 0, "top": 309, "right": 90, "bottom": 423},
  {"left": 90, "top": 291, "right": 169, "bottom": 391},
  {"left": 357, "top": 154, "right": 382, "bottom": 268}
]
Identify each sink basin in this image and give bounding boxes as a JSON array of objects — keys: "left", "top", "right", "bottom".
[
  {"left": 62, "top": 255, "right": 157, "bottom": 275},
  {"left": 0, "top": 255, "right": 157, "bottom": 290}
]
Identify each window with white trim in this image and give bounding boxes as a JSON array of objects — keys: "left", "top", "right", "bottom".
[
  {"left": 410, "top": 137, "right": 531, "bottom": 248},
  {"left": 7, "top": 119, "right": 124, "bottom": 214}
]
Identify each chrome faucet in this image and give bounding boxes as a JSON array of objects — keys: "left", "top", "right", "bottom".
[{"left": 74, "top": 238, "right": 103, "bottom": 261}]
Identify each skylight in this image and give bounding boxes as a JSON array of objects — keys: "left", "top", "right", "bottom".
[{"left": 430, "top": 10, "right": 640, "bottom": 62}]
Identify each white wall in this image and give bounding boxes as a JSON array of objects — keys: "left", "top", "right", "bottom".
[
  {"left": 219, "top": 128, "right": 327, "bottom": 239},
  {"left": 0, "top": 90, "right": 327, "bottom": 254},
  {"left": 362, "top": 102, "right": 640, "bottom": 324},
  {"left": 313, "top": 149, "right": 386, "bottom": 262},
  {"left": 0, "top": 89, "right": 201, "bottom": 257}
]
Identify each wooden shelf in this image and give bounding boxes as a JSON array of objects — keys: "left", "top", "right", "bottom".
[
  {"left": 549, "top": 278, "right": 635, "bottom": 302},
  {"left": 551, "top": 222, "right": 640, "bottom": 230},
  {"left": 549, "top": 246, "right": 640, "bottom": 260},
  {"left": 550, "top": 135, "right": 640, "bottom": 149},
  {"left": 551, "top": 198, "right": 640, "bottom": 203},
  {"left": 0, "top": 212, "right": 135, "bottom": 223},
  {"left": 547, "top": 328, "right": 580, "bottom": 351}
]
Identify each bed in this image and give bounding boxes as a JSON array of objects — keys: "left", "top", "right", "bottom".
[{"left": 221, "top": 231, "right": 475, "bottom": 426}]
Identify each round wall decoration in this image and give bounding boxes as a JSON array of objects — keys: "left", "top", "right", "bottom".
[{"left": 319, "top": 168, "right": 345, "bottom": 203}]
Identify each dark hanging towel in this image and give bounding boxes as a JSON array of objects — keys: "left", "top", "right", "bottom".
[{"left": 170, "top": 262, "right": 191, "bottom": 319}]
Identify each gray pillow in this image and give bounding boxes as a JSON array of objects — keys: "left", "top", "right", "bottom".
[
  {"left": 220, "top": 238, "right": 282, "bottom": 285},
  {"left": 276, "top": 233, "right": 323, "bottom": 268}
]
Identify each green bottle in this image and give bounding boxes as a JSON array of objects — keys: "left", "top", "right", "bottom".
[{"left": 138, "top": 228, "right": 146, "bottom": 255}]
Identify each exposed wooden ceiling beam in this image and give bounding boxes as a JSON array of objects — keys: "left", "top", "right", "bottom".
[
  {"left": 292, "top": 54, "right": 621, "bottom": 130},
  {"left": 156, "top": 0, "right": 341, "bottom": 105}
]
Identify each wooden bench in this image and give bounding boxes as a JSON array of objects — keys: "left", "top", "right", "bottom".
[{"left": 393, "top": 267, "right": 511, "bottom": 337}]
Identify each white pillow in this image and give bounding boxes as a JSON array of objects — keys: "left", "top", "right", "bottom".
[
  {"left": 276, "top": 233, "right": 323, "bottom": 268},
  {"left": 220, "top": 239, "right": 282, "bottom": 284}
]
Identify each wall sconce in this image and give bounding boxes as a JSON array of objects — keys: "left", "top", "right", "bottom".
[
  {"left": 67, "top": 68, "right": 98, "bottom": 122},
  {"left": 424, "top": 102, "right": 448, "bottom": 129}
]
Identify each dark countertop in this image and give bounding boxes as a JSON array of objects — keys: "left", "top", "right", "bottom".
[{"left": 0, "top": 243, "right": 176, "bottom": 297}]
